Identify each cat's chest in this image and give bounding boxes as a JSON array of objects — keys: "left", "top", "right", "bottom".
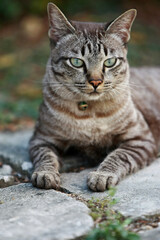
[
  {"left": 62, "top": 116, "right": 117, "bottom": 147},
  {"left": 50, "top": 98, "right": 130, "bottom": 147}
]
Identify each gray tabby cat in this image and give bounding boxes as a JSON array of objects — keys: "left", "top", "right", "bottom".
[{"left": 29, "top": 3, "right": 160, "bottom": 191}]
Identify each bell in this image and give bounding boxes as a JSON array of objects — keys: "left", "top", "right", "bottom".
[{"left": 78, "top": 101, "right": 88, "bottom": 111}]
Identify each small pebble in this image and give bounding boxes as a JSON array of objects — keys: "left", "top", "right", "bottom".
[
  {"left": 0, "top": 175, "right": 15, "bottom": 188},
  {"left": 0, "top": 164, "right": 12, "bottom": 175}
]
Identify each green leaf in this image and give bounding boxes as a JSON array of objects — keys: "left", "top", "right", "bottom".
[
  {"left": 122, "top": 218, "right": 132, "bottom": 227},
  {"left": 108, "top": 187, "right": 117, "bottom": 197}
]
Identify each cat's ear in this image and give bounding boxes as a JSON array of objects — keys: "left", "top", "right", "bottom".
[
  {"left": 106, "top": 9, "right": 137, "bottom": 44},
  {"left": 47, "top": 3, "right": 75, "bottom": 43}
]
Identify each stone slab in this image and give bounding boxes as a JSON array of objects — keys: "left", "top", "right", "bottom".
[
  {"left": 111, "top": 158, "right": 160, "bottom": 219},
  {"left": 140, "top": 227, "right": 160, "bottom": 240},
  {"left": 0, "top": 130, "right": 33, "bottom": 176},
  {"left": 61, "top": 159, "right": 160, "bottom": 219},
  {"left": 0, "top": 183, "right": 93, "bottom": 240}
]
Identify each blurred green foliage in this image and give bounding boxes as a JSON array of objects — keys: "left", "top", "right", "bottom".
[
  {"left": 0, "top": 0, "right": 48, "bottom": 22},
  {"left": 0, "top": 0, "right": 121, "bottom": 23},
  {"left": 1, "top": 0, "right": 160, "bottom": 22}
]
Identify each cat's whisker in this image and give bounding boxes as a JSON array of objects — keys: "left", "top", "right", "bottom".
[
  {"left": 115, "top": 83, "right": 138, "bottom": 92},
  {"left": 44, "top": 82, "right": 75, "bottom": 87},
  {"left": 117, "top": 83, "right": 140, "bottom": 91},
  {"left": 120, "top": 82, "right": 147, "bottom": 89}
]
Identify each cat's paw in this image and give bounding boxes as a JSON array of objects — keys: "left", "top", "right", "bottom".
[
  {"left": 31, "top": 170, "right": 60, "bottom": 190},
  {"left": 87, "top": 171, "right": 119, "bottom": 192}
]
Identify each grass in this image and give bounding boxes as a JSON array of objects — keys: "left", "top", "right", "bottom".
[{"left": 84, "top": 188, "right": 140, "bottom": 240}]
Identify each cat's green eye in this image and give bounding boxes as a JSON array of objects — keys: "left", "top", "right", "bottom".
[
  {"left": 70, "top": 58, "right": 84, "bottom": 68},
  {"left": 104, "top": 57, "right": 117, "bottom": 68}
]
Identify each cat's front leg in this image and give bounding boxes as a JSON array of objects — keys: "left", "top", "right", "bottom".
[
  {"left": 88, "top": 125, "right": 157, "bottom": 192},
  {"left": 29, "top": 138, "right": 62, "bottom": 189}
]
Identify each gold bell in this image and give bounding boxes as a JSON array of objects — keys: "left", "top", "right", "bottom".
[{"left": 78, "top": 101, "right": 88, "bottom": 111}]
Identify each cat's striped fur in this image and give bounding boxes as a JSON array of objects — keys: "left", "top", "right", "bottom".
[{"left": 29, "top": 3, "right": 160, "bottom": 191}]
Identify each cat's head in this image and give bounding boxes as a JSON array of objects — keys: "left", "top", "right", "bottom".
[{"left": 47, "top": 3, "right": 136, "bottom": 101}]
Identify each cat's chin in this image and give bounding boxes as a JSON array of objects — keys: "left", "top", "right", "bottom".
[
  {"left": 84, "top": 91, "right": 105, "bottom": 101},
  {"left": 89, "top": 92, "right": 102, "bottom": 99}
]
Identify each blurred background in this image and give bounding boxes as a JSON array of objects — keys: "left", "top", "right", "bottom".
[{"left": 0, "top": 0, "right": 160, "bottom": 131}]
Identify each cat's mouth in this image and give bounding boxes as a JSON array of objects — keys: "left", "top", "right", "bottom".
[{"left": 77, "top": 86, "right": 104, "bottom": 99}]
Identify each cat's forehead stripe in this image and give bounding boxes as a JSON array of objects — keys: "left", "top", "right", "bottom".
[
  {"left": 87, "top": 43, "right": 92, "bottom": 53},
  {"left": 103, "top": 45, "right": 108, "bottom": 56},
  {"left": 97, "top": 43, "right": 101, "bottom": 52},
  {"left": 81, "top": 45, "right": 85, "bottom": 56}
]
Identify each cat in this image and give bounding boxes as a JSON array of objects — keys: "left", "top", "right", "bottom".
[{"left": 29, "top": 3, "right": 160, "bottom": 191}]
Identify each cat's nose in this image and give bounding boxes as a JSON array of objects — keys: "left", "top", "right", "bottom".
[{"left": 88, "top": 79, "right": 103, "bottom": 90}]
